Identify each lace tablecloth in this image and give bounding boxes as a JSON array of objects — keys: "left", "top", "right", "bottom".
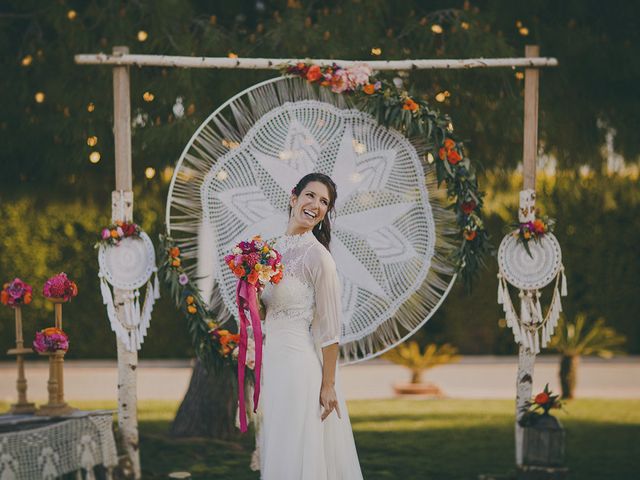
[{"left": 0, "top": 410, "right": 118, "bottom": 479}]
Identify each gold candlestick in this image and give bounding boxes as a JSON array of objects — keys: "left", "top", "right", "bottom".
[
  {"left": 6, "top": 306, "right": 36, "bottom": 414},
  {"left": 35, "top": 298, "right": 75, "bottom": 416}
]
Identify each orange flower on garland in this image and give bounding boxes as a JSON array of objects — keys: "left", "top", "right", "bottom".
[
  {"left": 402, "top": 98, "right": 419, "bottom": 112},
  {"left": 464, "top": 229, "right": 477, "bottom": 241},
  {"left": 439, "top": 138, "right": 462, "bottom": 165},
  {"left": 306, "top": 65, "right": 322, "bottom": 82},
  {"left": 363, "top": 83, "right": 375, "bottom": 95}
]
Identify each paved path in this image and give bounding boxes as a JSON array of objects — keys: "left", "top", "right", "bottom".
[{"left": 1, "top": 356, "right": 638, "bottom": 403}]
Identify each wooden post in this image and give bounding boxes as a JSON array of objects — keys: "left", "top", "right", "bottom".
[
  {"left": 8, "top": 306, "right": 36, "bottom": 414},
  {"left": 515, "top": 45, "right": 540, "bottom": 466},
  {"left": 112, "top": 45, "right": 141, "bottom": 479}
]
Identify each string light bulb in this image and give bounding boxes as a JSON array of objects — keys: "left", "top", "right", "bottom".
[
  {"left": 34, "top": 92, "right": 45, "bottom": 103},
  {"left": 228, "top": 52, "right": 238, "bottom": 58},
  {"left": 435, "top": 92, "right": 446, "bottom": 102},
  {"left": 21, "top": 55, "right": 33, "bottom": 67},
  {"left": 145, "top": 167, "right": 156, "bottom": 179},
  {"left": 519, "top": 27, "right": 529, "bottom": 36},
  {"left": 137, "top": 30, "right": 148, "bottom": 42},
  {"left": 67, "top": 10, "right": 77, "bottom": 20},
  {"left": 461, "top": 21, "right": 470, "bottom": 30},
  {"left": 143, "top": 91, "right": 155, "bottom": 102},
  {"left": 87, "top": 136, "right": 98, "bottom": 147},
  {"left": 515, "top": 71, "right": 524, "bottom": 80},
  {"left": 431, "top": 24, "right": 443, "bottom": 34},
  {"left": 89, "top": 151, "right": 101, "bottom": 164},
  {"left": 87, "top": 102, "right": 95, "bottom": 112},
  {"left": 371, "top": 47, "right": 382, "bottom": 56}
]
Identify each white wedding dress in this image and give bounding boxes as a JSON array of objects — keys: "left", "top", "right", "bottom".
[{"left": 259, "top": 229, "right": 363, "bottom": 480}]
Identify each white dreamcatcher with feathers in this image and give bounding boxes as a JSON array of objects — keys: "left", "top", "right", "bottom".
[
  {"left": 497, "top": 189, "right": 568, "bottom": 354},
  {"left": 166, "top": 76, "right": 461, "bottom": 363}
]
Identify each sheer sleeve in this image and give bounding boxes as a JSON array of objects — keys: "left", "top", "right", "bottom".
[{"left": 304, "top": 245, "right": 341, "bottom": 348}]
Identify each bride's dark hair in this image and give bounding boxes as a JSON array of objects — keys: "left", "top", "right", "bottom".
[{"left": 289, "top": 173, "right": 338, "bottom": 251}]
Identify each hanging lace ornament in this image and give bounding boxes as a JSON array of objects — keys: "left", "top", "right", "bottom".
[
  {"left": 165, "top": 76, "right": 459, "bottom": 363},
  {"left": 497, "top": 189, "right": 567, "bottom": 354},
  {"left": 98, "top": 231, "right": 160, "bottom": 352}
]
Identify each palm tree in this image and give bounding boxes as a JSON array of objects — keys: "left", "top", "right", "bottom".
[
  {"left": 383, "top": 342, "right": 460, "bottom": 395},
  {"left": 548, "top": 313, "right": 626, "bottom": 399}
]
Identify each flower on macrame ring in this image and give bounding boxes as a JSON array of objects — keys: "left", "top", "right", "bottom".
[{"left": 178, "top": 273, "right": 189, "bottom": 285}]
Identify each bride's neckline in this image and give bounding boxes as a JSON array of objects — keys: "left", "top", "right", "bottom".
[{"left": 278, "top": 229, "right": 315, "bottom": 249}]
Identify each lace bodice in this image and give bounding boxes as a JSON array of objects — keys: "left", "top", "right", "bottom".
[{"left": 261, "top": 230, "right": 341, "bottom": 348}]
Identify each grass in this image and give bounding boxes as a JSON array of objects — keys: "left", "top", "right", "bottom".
[{"left": 2, "top": 399, "right": 638, "bottom": 479}]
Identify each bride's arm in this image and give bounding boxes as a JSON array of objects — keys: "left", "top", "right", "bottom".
[
  {"left": 320, "top": 343, "right": 341, "bottom": 420},
  {"left": 306, "top": 246, "right": 342, "bottom": 420}
]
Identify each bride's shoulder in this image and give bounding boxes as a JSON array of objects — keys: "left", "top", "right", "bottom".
[{"left": 305, "top": 241, "right": 336, "bottom": 270}]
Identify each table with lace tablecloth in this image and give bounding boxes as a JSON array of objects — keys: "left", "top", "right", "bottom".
[{"left": 0, "top": 410, "right": 118, "bottom": 480}]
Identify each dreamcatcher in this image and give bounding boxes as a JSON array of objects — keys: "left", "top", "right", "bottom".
[
  {"left": 497, "top": 189, "right": 568, "bottom": 354},
  {"left": 166, "top": 76, "right": 461, "bottom": 363},
  {"left": 98, "top": 229, "right": 160, "bottom": 352}
]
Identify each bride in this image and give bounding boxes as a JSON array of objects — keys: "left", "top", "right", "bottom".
[{"left": 258, "top": 172, "right": 363, "bottom": 479}]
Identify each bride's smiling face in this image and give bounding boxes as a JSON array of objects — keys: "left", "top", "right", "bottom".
[{"left": 289, "top": 181, "right": 330, "bottom": 232}]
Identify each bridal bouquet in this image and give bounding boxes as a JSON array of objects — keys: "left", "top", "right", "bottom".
[
  {"left": 224, "top": 235, "right": 283, "bottom": 287},
  {"left": 224, "top": 235, "right": 282, "bottom": 432}
]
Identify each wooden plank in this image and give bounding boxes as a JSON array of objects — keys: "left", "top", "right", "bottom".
[
  {"left": 515, "top": 45, "right": 541, "bottom": 467},
  {"left": 111, "top": 45, "right": 141, "bottom": 480},
  {"left": 522, "top": 45, "right": 540, "bottom": 190},
  {"left": 76, "top": 53, "right": 558, "bottom": 70}
]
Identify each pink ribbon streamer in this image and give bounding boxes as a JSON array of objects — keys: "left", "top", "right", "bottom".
[{"left": 236, "top": 280, "right": 263, "bottom": 433}]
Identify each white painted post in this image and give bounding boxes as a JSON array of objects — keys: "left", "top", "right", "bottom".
[
  {"left": 515, "top": 44, "right": 540, "bottom": 466},
  {"left": 111, "top": 45, "right": 141, "bottom": 479}
]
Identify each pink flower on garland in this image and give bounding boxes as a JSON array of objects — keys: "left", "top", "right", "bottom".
[
  {"left": 346, "top": 64, "right": 372, "bottom": 90},
  {"left": 43, "top": 273, "right": 78, "bottom": 302},
  {"left": 330, "top": 69, "right": 349, "bottom": 93}
]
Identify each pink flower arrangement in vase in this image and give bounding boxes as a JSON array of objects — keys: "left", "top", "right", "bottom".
[
  {"left": 43, "top": 273, "right": 78, "bottom": 302},
  {"left": 33, "top": 327, "right": 69, "bottom": 353},
  {"left": 1, "top": 278, "right": 33, "bottom": 307}
]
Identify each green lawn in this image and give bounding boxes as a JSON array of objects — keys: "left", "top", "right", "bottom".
[{"left": 2, "top": 399, "right": 638, "bottom": 479}]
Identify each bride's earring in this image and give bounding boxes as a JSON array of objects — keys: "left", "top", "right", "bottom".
[{"left": 318, "top": 220, "right": 323, "bottom": 231}]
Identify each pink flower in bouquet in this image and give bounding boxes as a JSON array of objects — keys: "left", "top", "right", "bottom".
[
  {"left": 43, "top": 273, "right": 78, "bottom": 302},
  {"left": 33, "top": 327, "right": 69, "bottom": 353},
  {"left": 245, "top": 252, "right": 261, "bottom": 269},
  {"left": 1, "top": 278, "right": 33, "bottom": 307},
  {"left": 101, "top": 228, "right": 111, "bottom": 240}
]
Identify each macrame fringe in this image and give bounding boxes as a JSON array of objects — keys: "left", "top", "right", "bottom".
[
  {"left": 498, "top": 267, "right": 567, "bottom": 354},
  {"left": 99, "top": 269, "right": 159, "bottom": 353}
]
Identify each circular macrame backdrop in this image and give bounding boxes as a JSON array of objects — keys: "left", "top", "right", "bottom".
[{"left": 166, "top": 76, "right": 459, "bottom": 363}]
